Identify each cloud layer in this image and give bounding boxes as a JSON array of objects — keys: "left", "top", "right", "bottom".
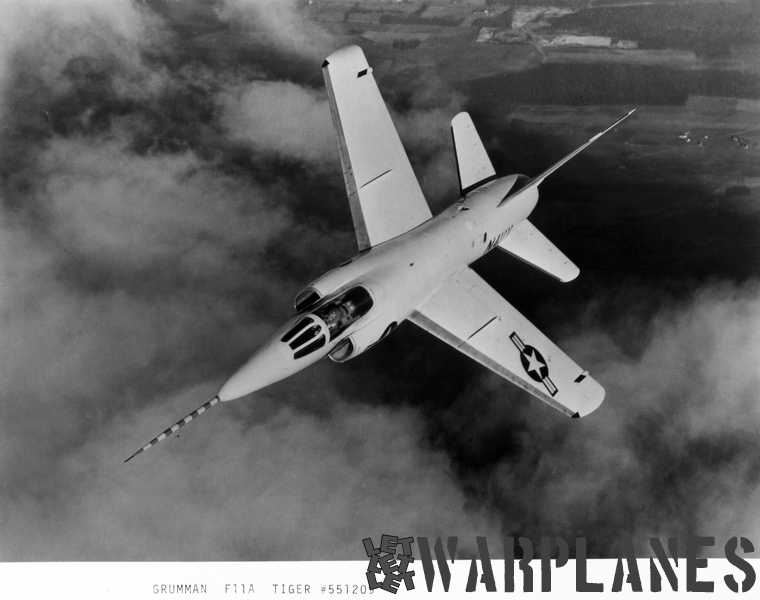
[{"left": 0, "top": 0, "right": 757, "bottom": 561}]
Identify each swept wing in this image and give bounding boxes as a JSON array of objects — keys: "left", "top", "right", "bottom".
[
  {"left": 409, "top": 268, "right": 604, "bottom": 417},
  {"left": 322, "top": 46, "right": 432, "bottom": 250}
]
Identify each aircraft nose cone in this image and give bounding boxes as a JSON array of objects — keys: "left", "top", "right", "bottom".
[{"left": 217, "top": 339, "right": 293, "bottom": 402}]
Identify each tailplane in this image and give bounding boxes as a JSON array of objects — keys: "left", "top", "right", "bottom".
[{"left": 497, "top": 220, "right": 579, "bottom": 283}]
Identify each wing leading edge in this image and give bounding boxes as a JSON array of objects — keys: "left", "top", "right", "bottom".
[
  {"left": 322, "top": 46, "right": 432, "bottom": 250},
  {"left": 408, "top": 268, "right": 604, "bottom": 417}
]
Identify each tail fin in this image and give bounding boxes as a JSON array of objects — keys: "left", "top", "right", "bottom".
[
  {"left": 451, "top": 112, "right": 496, "bottom": 195},
  {"left": 529, "top": 108, "right": 636, "bottom": 188}
]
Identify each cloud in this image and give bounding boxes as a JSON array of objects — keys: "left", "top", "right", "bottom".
[
  {"left": 0, "top": 0, "right": 494, "bottom": 561},
  {"left": 0, "top": 192, "right": 499, "bottom": 560},
  {"left": 39, "top": 135, "right": 291, "bottom": 271},
  {"left": 215, "top": 0, "right": 334, "bottom": 60},
  {"left": 0, "top": 0, "right": 757, "bottom": 563},
  {"left": 0, "top": 0, "right": 163, "bottom": 113},
  {"left": 0, "top": 380, "right": 499, "bottom": 559},
  {"left": 218, "top": 78, "right": 461, "bottom": 203},
  {"left": 438, "top": 279, "right": 760, "bottom": 555},
  {"left": 219, "top": 80, "right": 337, "bottom": 166}
]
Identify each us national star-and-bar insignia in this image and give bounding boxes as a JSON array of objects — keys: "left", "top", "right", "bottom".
[{"left": 509, "top": 332, "right": 558, "bottom": 397}]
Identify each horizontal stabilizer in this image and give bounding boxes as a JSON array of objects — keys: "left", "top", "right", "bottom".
[
  {"left": 499, "top": 220, "right": 579, "bottom": 283},
  {"left": 451, "top": 112, "right": 496, "bottom": 195}
]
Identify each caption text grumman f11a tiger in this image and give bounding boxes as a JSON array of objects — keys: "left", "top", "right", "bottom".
[{"left": 125, "top": 46, "right": 635, "bottom": 462}]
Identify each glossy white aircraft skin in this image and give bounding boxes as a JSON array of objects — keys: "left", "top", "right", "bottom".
[
  {"left": 217, "top": 176, "right": 535, "bottom": 400},
  {"left": 124, "top": 44, "right": 635, "bottom": 463}
]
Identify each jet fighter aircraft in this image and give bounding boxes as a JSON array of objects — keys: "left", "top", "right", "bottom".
[{"left": 125, "top": 45, "right": 635, "bottom": 462}]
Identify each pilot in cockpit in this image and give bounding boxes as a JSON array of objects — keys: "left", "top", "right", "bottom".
[
  {"left": 313, "top": 286, "right": 373, "bottom": 339},
  {"left": 321, "top": 306, "right": 341, "bottom": 329},
  {"left": 320, "top": 303, "right": 352, "bottom": 333}
]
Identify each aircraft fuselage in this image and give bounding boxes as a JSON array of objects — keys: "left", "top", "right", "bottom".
[{"left": 217, "top": 175, "right": 538, "bottom": 401}]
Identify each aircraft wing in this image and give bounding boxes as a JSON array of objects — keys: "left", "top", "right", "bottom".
[
  {"left": 323, "top": 46, "right": 431, "bottom": 251},
  {"left": 451, "top": 112, "right": 496, "bottom": 195},
  {"left": 497, "top": 219, "right": 580, "bottom": 283},
  {"left": 408, "top": 268, "right": 604, "bottom": 417}
]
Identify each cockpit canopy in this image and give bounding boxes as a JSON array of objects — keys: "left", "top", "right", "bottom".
[
  {"left": 314, "top": 286, "right": 373, "bottom": 339},
  {"left": 282, "top": 286, "right": 374, "bottom": 359}
]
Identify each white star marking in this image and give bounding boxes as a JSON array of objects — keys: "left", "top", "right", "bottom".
[{"left": 524, "top": 349, "right": 545, "bottom": 376}]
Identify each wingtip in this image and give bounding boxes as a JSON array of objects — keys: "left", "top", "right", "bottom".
[
  {"left": 450, "top": 111, "right": 471, "bottom": 125},
  {"left": 323, "top": 45, "right": 367, "bottom": 70},
  {"left": 559, "top": 264, "right": 581, "bottom": 283}
]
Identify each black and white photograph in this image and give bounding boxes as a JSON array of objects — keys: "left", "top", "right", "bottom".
[{"left": 0, "top": 0, "right": 759, "bottom": 594}]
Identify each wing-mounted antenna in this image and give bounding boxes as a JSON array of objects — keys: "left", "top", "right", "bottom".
[{"left": 123, "top": 395, "right": 220, "bottom": 463}]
